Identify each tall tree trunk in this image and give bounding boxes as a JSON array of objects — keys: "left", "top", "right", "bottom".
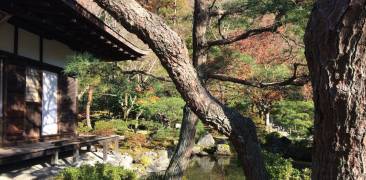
[
  {"left": 305, "top": 0, "right": 366, "bottom": 179},
  {"left": 94, "top": 0, "right": 268, "bottom": 179},
  {"left": 165, "top": 0, "right": 210, "bottom": 178},
  {"left": 86, "top": 86, "right": 94, "bottom": 128},
  {"left": 165, "top": 105, "right": 198, "bottom": 179}
]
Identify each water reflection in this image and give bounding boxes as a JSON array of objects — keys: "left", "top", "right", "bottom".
[{"left": 184, "top": 156, "right": 245, "bottom": 180}]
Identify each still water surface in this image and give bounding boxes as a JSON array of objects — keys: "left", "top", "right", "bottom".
[{"left": 184, "top": 156, "right": 245, "bottom": 180}]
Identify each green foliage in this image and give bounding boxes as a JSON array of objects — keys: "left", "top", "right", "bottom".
[
  {"left": 263, "top": 151, "right": 311, "bottom": 180},
  {"left": 56, "top": 163, "right": 136, "bottom": 180},
  {"left": 64, "top": 53, "right": 102, "bottom": 91},
  {"left": 196, "top": 121, "right": 207, "bottom": 138},
  {"left": 113, "top": 120, "right": 131, "bottom": 135},
  {"left": 77, "top": 122, "right": 92, "bottom": 134},
  {"left": 264, "top": 151, "right": 293, "bottom": 179},
  {"left": 139, "top": 97, "right": 185, "bottom": 124},
  {"left": 271, "top": 100, "right": 314, "bottom": 138},
  {"left": 152, "top": 127, "right": 179, "bottom": 141},
  {"left": 140, "top": 156, "right": 153, "bottom": 167},
  {"left": 251, "top": 64, "right": 291, "bottom": 82},
  {"left": 93, "top": 121, "right": 117, "bottom": 136}
]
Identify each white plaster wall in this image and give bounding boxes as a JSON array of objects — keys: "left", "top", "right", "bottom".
[
  {"left": 18, "top": 28, "right": 40, "bottom": 61},
  {"left": 43, "top": 39, "right": 75, "bottom": 68},
  {"left": 0, "top": 22, "right": 14, "bottom": 53}
]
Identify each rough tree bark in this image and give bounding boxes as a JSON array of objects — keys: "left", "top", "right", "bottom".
[
  {"left": 94, "top": 0, "right": 268, "bottom": 179},
  {"left": 165, "top": 105, "right": 198, "bottom": 179},
  {"left": 86, "top": 85, "right": 94, "bottom": 128},
  {"left": 165, "top": 0, "right": 209, "bottom": 177},
  {"left": 304, "top": 0, "right": 366, "bottom": 179}
]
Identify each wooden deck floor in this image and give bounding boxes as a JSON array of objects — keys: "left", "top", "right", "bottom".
[{"left": 0, "top": 135, "right": 121, "bottom": 165}]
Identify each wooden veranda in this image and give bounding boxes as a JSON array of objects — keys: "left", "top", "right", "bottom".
[{"left": 0, "top": 135, "right": 121, "bottom": 166}]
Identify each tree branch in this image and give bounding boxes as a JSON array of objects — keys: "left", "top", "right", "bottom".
[
  {"left": 120, "top": 70, "right": 172, "bottom": 82},
  {"left": 207, "top": 63, "right": 309, "bottom": 88},
  {"left": 207, "top": 23, "right": 281, "bottom": 47}
]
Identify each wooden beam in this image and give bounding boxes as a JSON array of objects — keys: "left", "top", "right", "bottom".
[
  {"left": 13, "top": 26, "right": 18, "bottom": 55},
  {"left": 39, "top": 36, "right": 43, "bottom": 62}
]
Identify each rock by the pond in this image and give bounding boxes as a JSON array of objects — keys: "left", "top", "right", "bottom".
[
  {"left": 147, "top": 150, "right": 170, "bottom": 173},
  {"left": 117, "top": 153, "right": 134, "bottom": 169},
  {"left": 215, "top": 144, "right": 232, "bottom": 156},
  {"left": 192, "top": 145, "right": 202, "bottom": 155},
  {"left": 142, "top": 151, "right": 158, "bottom": 160},
  {"left": 157, "top": 150, "right": 169, "bottom": 159},
  {"left": 197, "top": 133, "right": 215, "bottom": 148},
  {"left": 198, "top": 151, "right": 209, "bottom": 156}
]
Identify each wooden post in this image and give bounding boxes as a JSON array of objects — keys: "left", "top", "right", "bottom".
[
  {"left": 87, "top": 145, "right": 91, "bottom": 152},
  {"left": 114, "top": 138, "right": 119, "bottom": 155},
  {"left": 103, "top": 141, "right": 108, "bottom": 162},
  {"left": 73, "top": 144, "right": 80, "bottom": 163},
  {"left": 51, "top": 151, "right": 59, "bottom": 165}
]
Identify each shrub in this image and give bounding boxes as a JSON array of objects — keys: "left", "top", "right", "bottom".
[
  {"left": 140, "top": 155, "right": 153, "bottom": 167},
  {"left": 271, "top": 100, "right": 314, "bottom": 138},
  {"left": 112, "top": 120, "right": 130, "bottom": 135},
  {"left": 152, "top": 127, "right": 179, "bottom": 141},
  {"left": 196, "top": 121, "right": 206, "bottom": 138},
  {"left": 93, "top": 121, "right": 116, "bottom": 136},
  {"left": 139, "top": 97, "right": 185, "bottom": 124},
  {"left": 263, "top": 151, "right": 311, "bottom": 180},
  {"left": 77, "top": 122, "right": 92, "bottom": 134},
  {"left": 263, "top": 151, "right": 293, "bottom": 180},
  {"left": 124, "top": 133, "right": 148, "bottom": 148},
  {"left": 56, "top": 163, "right": 136, "bottom": 180}
]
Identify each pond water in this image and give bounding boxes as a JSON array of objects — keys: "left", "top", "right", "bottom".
[{"left": 184, "top": 156, "right": 245, "bottom": 180}]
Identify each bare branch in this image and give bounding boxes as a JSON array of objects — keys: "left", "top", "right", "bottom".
[
  {"left": 276, "top": 31, "right": 305, "bottom": 48},
  {"left": 207, "top": 23, "right": 281, "bottom": 47},
  {"left": 120, "top": 70, "right": 172, "bottom": 82},
  {"left": 207, "top": 63, "right": 309, "bottom": 88}
]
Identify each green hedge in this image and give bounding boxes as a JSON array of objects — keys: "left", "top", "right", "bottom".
[{"left": 56, "top": 163, "right": 136, "bottom": 180}]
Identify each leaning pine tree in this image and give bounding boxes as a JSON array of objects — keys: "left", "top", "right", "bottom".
[
  {"left": 305, "top": 0, "right": 366, "bottom": 179},
  {"left": 94, "top": 0, "right": 268, "bottom": 179}
]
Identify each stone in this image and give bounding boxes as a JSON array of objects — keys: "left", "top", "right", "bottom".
[
  {"left": 192, "top": 145, "right": 202, "bottom": 155},
  {"left": 147, "top": 150, "right": 170, "bottom": 173},
  {"left": 215, "top": 144, "right": 232, "bottom": 156},
  {"left": 198, "top": 151, "right": 209, "bottom": 156},
  {"left": 136, "top": 130, "right": 149, "bottom": 135},
  {"left": 157, "top": 150, "right": 168, "bottom": 159},
  {"left": 197, "top": 133, "right": 215, "bottom": 148},
  {"left": 142, "top": 151, "right": 158, "bottom": 161},
  {"left": 175, "top": 123, "right": 181, "bottom": 129},
  {"left": 118, "top": 153, "right": 133, "bottom": 169}
]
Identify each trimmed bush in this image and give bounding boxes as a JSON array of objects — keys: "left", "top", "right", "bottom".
[
  {"left": 93, "top": 121, "right": 116, "bottom": 136},
  {"left": 263, "top": 151, "right": 311, "bottom": 180},
  {"left": 139, "top": 97, "right": 185, "bottom": 124},
  {"left": 56, "top": 163, "right": 136, "bottom": 180},
  {"left": 152, "top": 127, "right": 179, "bottom": 141},
  {"left": 77, "top": 122, "right": 92, "bottom": 134}
]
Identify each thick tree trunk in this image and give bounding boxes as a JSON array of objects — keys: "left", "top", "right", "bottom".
[
  {"left": 94, "top": 0, "right": 268, "bottom": 179},
  {"left": 165, "top": 1, "right": 210, "bottom": 177},
  {"left": 304, "top": 0, "right": 366, "bottom": 179},
  {"left": 86, "top": 86, "right": 94, "bottom": 128},
  {"left": 165, "top": 105, "right": 198, "bottom": 179}
]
